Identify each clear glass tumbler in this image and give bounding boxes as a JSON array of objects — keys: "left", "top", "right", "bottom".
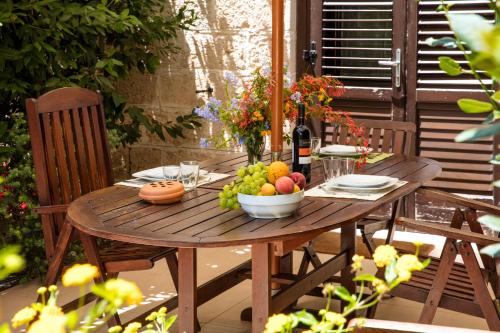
[
  {"left": 311, "top": 137, "right": 322, "bottom": 158},
  {"left": 179, "top": 161, "right": 200, "bottom": 190},
  {"left": 322, "top": 157, "right": 355, "bottom": 183}
]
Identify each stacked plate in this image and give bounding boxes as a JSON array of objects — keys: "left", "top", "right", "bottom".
[
  {"left": 324, "top": 174, "right": 398, "bottom": 193},
  {"left": 132, "top": 166, "right": 209, "bottom": 181},
  {"left": 319, "top": 144, "right": 373, "bottom": 157}
]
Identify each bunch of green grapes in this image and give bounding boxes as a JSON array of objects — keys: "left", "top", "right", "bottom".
[{"left": 218, "top": 162, "right": 268, "bottom": 209}]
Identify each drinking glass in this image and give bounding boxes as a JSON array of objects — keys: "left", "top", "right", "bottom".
[
  {"left": 311, "top": 137, "right": 322, "bottom": 158},
  {"left": 322, "top": 157, "right": 355, "bottom": 183},
  {"left": 161, "top": 151, "right": 179, "bottom": 180},
  {"left": 179, "top": 161, "right": 200, "bottom": 190}
]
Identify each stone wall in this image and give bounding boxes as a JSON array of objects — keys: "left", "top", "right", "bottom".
[{"left": 113, "top": 0, "right": 296, "bottom": 179}]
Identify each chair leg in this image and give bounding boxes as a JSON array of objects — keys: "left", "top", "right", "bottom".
[
  {"left": 361, "top": 230, "right": 376, "bottom": 256},
  {"left": 419, "top": 240, "right": 458, "bottom": 324},
  {"left": 43, "top": 222, "right": 74, "bottom": 288},
  {"left": 80, "top": 233, "right": 121, "bottom": 328},
  {"left": 459, "top": 242, "right": 500, "bottom": 331}
]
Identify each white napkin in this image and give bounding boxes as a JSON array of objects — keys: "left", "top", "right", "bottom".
[
  {"left": 304, "top": 180, "right": 408, "bottom": 201},
  {"left": 115, "top": 172, "right": 231, "bottom": 188}
]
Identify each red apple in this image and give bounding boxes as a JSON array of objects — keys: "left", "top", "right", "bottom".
[
  {"left": 275, "top": 176, "right": 295, "bottom": 195},
  {"left": 289, "top": 172, "right": 306, "bottom": 189}
]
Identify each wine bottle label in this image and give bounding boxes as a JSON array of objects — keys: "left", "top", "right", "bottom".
[{"left": 298, "top": 147, "right": 311, "bottom": 164}]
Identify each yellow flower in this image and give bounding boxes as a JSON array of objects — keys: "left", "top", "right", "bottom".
[
  {"left": 28, "top": 317, "right": 66, "bottom": 333},
  {"left": 322, "top": 283, "right": 335, "bottom": 296},
  {"left": 351, "top": 254, "right": 364, "bottom": 271},
  {"left": 39, "top": 305, "right": 64, "bottom": 320},
  {"left": 36, "top": 287, "right": 47, "bottom": 295},
  {"left": 62, "top": 263, "right": 99, "bottom": 287},
  {"left": 372, "top": 278, "right": 389, "bottom": 294},
  {"left": 108, "top": 326, "right": 123, "bottom": 333},
  {"left": 11, "top": 307, "right": 37, "bottom": 328},
  {"left": 264, "top": 314, "right": 290, "bottom": 333},
  {"left": 123, "top": 322, "right": 142, "bottom": 333},
  {"left": 104, "top": 278, "right": 143, "bottom": 306},
  {"left": 324, "top": 311, "right": 346, "bottom": 326},
  {"left": 373, "top": 245, "right": 397, "bottom": 268},
  {"left": 395, "top": 254, "right": 423, "bottom": 281}
]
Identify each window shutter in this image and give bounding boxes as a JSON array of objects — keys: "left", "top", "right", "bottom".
[{"left": 415, "top": 0, "right": 496, "bottom": 196}]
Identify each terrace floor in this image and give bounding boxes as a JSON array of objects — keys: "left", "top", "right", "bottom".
[{"left": 0, "top": 231, "right": 489, "bottom": 332}]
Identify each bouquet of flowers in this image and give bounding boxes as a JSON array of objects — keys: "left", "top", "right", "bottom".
[{"left": 195, "top": 68, "right": 367, "bottom": 164}]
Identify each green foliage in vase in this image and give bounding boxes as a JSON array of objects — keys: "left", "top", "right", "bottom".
[{"left": 0, "top": 0, "right": 199, "bottom": 281}]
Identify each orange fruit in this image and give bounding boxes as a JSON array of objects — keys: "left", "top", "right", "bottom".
[
  {"left": 267, "top": 161, "right": 289, "bottom": 184},
  {"left": 260, "top": 183, "right": 276, "bottom": 196}
]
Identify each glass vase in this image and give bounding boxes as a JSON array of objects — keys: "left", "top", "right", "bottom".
[{"left": 245, "top": 136, "right": 266, "bottom": 165}]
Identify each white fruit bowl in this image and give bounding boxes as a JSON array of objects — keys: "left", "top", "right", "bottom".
[{"left": 237, "top": 190, "right": 304, "bottom": 219}]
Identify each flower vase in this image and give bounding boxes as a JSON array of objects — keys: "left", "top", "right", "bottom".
[{"left": 245, "top": 137, "right": 266, "bottom": 165}]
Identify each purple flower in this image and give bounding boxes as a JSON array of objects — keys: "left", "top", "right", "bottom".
[
  {"left": 223, "top": 71, "right": 239, "bottom": 87},
  {"left": 261, "top": 66, "right": 271, "bottom": 77},
  {"left": 290, "top": 92, "right": 302, "bottom": 102},
  {"left": 199, "top": 138, "right": 209, "bottom": 148},
  {"left": 230, "top": 98, "right": 239, "bottom": 109},
  {"left": 194, "top": 97, "right": 222, "bottom": 122}
]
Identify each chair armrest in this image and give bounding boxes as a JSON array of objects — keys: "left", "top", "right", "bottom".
[
  {"left": 35, "top": 204, "right": 68, "bottom": 215},
  {"left": 348, "top": 318, "right": 491, "bottom": 332},
  {"left": 396, "top": 217, "right": 498, "bottom": 247},
  {"left": 417, "top": 187, "right": 500, "bottom": 216}
]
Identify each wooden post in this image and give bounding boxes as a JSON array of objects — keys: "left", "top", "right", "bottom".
[
  {"left": 178, "top": 248, "right": 197, "bottom": 333},
  {"left": 252, "top": 243, "right": 272, "bottom": 333},
  {"left": 271, "top": 0, "right": 284, "bottom": 162}
]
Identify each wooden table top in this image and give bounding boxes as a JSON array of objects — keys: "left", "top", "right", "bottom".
[{"left": 66, "top": 154, "right": 441, "bottom": 248}]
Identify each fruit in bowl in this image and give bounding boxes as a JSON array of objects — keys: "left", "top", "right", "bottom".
[{"left": 218, "top": 161, "right": 306, "bottom": 218}]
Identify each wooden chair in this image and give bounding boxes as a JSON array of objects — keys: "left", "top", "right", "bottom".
[
  {"left": 382, "top": 188, "right": 500, "bottom": 330},
  {"left": 26, "top": 87, "right": 179, "bottom": 324},
  {"left": 322, "top": 119, "right": 417, "bottom": 255},
  {"left": 348, "top": 318, "right": 493, "bottom": 333}
]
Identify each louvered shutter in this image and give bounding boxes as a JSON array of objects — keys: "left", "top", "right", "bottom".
[
  {"left": 414, "top": 0, "right": 497, "bottom": 197},
  {"left": 317, "top": 0, "right": 395, "bottom": 120}
]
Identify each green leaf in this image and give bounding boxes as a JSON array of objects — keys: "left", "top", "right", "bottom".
[
  {"left": 492, "top": 91, "right": 500, "bottom": 104},
  {"left": 294, "top": 310, "right": 318, "bottom": 327},
  {"left": 494, "top": 180, "right": 500, "bottom": 188},
  {"left": 483, "top": 110, "right": 500, "bottom": 124},
  {"left": 425, "top": 37, "right": 458, "bottom": 49},
  {"left": 334, "top": 286, "right": 354, "bottom": 303},
  {"left": 480, "top": 244, "right": 500, "bottom": 258},
  {"left": 353, "top": 274, "right": 376, "bottom": 282},
  {"left": 385, "top": 258, "right": 398, "bottom": 284},
  {"left": 438, "top": 56, "right": 463, "bottom": 76},
  {"left": 448, "top": 14, "right": 493, "bottom": 52},
  {"left": 478, "top": 215, "right": 500, "bottom": 232},
  {"left": 455, "top": 122, "right": 500, "bottom": 142},
  {"left": 162, "top": 314, "right": 177, "bottom": 330},
  {"left": 457, "top": 99, "right": 493, "bottom": 113}
]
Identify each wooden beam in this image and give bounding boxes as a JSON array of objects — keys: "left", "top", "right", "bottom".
[{"left": 271, "top": 0, "right": 284, "bottom": 157}]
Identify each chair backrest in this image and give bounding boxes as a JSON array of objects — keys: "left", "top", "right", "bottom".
[
  {"left": 26, "top": 87, "right": 113, "bottom": 257},
  {"left": 323, "top": 119, "right": 416, "bottom": 156}
]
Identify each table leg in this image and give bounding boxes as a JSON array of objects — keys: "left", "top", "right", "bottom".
[
  {"left": 178, "top": 248, "right": 197, "bottom": 333},
  {"left": 252, "top": 243, "right": 272, "bottom": 333},
  {"left": 340, "top": 224, "right": 356, "bottom": 314}
]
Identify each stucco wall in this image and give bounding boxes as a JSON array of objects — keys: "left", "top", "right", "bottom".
[{"left": 113, "top": 0, "right": 296, "bottom": 177}]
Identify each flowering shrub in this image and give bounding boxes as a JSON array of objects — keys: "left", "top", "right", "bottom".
[
  {"left": 6, "top": 263, "right": 176, "bottom": 333},
  {"left": 264, "top": 244, "right": 428, "bottom": 333}
]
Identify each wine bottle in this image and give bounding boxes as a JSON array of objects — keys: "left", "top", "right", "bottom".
[{"left": 292, "top": 103, "right": 311, "bottom": 182}]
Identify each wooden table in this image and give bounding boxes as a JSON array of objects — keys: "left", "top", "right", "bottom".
[{"left": 66, "top": 153, "right": 441, "bottom": 332}]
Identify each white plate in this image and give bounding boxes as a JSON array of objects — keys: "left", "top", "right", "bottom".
[
  {"left": 324, "top": 177, "right": 399, "bottom": 193},
  {"left": 133, "top": 167, "right": 208, "bottom": 181},
  {"left": 331, "top": 174, "right": 393, "bottom": 188},
  {"left": 320, "top": 144, "right": 372, "bottom": 156}
]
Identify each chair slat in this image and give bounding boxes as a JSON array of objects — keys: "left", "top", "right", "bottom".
[
  {"left": 393, "top": 130, "right": 405, "bottom": 155},
  {"left": 71, "top": 108, "right": 91, "bottom": 194},
  {"left": 52, "top": 111, "right": 72, "bottom": 203},
  {"left": 381, "top": 129, "right": 393, "bottom": 152},
  {"left": 61, "top": 110, "right": 81, "bottom": 200},
  {"left": 371, "top": 128, "right": 381, "bottom": 153},
  {"left": 80, "top": 106, "right": 100, "bottom": 191},
  {"left": 90, "top": 105, "right": 108, "bottom": 188},
  {"left": 41, "top": 113, "right": 62, "bottom": 205},
  {"left": 339, "top": 126, "right": 349, "bottom": 145}
]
